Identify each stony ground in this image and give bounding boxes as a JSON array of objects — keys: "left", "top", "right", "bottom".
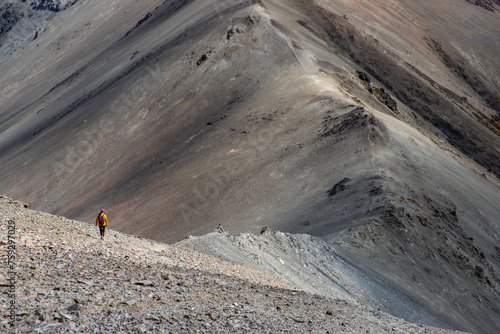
[{"left": 0, "top": 196, "right": 466, "bottom": 333}]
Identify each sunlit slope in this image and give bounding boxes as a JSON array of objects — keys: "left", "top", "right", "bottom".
[
  {"left": 1, "top": 0, "right": 498, "bottom": 242},
  {"left": 1, "top": 0, "right": 500, "bottom": 333}
]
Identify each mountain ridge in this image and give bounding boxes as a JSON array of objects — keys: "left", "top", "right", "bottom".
[
  {"left": 1, "top": 0, "right": 500, "bottom": 333},
  {"left": 0, "top": 196, "right": 466, "bottom": 333}
]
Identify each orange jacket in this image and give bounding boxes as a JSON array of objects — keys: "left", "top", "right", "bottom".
[{"left": 96, "top": 213, "right": 108, "bottom": 226}]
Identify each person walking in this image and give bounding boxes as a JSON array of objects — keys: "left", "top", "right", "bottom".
[{"left": 95, "top": 209, "right": 108, "bottom": 239}]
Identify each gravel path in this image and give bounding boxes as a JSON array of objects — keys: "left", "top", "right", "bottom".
[{"left": 0, "top": 197, "right": 466, "bottom": 333}]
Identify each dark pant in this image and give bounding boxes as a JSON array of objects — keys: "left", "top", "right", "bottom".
[{"left": 99, "top": 225, "right": 106, "bottom": 237}]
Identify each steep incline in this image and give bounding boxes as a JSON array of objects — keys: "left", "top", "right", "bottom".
[
  {"left": 1, "top": 1, "right": 500, "bottom": 333},
  {"left": 0, "top": 198, "right": 465, "bottom": 333},
  {"left": 0, "top": 0, "right": 498, "bottom": 241}
]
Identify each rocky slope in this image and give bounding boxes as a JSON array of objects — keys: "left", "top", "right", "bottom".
[
  {"left": 180, "top": 219, "right": 500, "bottom": 333},
  {"left": 0, "top": 0, "right": 78, "bottom": 64},
  {"left": 0, "top": 0, "right": 498, "bottom": 243},
  {"left": 1, "top": 0, "right": 500, "bottom": 333},
  {"left": 0, "top": 197, "right": 466, "bottom": 333}
]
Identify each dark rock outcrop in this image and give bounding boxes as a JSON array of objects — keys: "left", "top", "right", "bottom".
[{"left": 465, "top": 0, "right": 500, "bottom": 12}]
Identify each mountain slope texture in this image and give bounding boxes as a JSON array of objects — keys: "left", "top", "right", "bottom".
[
  {"left": 0, "top": 197, "right": 467, "bottom": 333},
  {"left": 1, "top": 0, "right": 500, "bottom": 333}
]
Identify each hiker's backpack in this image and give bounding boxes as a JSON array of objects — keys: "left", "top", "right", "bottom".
[{"left": 99, "top": 214, "right": 105, "bottom": 225}]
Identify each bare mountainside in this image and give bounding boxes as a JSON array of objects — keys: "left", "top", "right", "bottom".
[
  {"left": 0, "top": 0, "right": 500, "bottom": 333},
  {"left": 0, "top": 0, "right": 78, "bottom": 63},
  {"left": 0, "top": 197, "right": 466, "bottom": 333}
]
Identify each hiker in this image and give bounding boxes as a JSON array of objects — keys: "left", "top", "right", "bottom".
[{"left": 95, "top": 209, "right": 108, "bottom": 239}]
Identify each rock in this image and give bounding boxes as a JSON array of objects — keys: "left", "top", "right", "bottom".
[
  {"left": 327, "top": 178, "right": 351, "bottom": 197},
  {"left": 66, "top": 304, "right": 80, "bottom": 312},
  {"left": 66, "top": 321, "right": 76, "bottom": 330},
  {"left": 196, "top": 54, "right": 208, "bottom": 66},
  {"left": 15, "top": 200, "right": 28, "bottom": 208},
  {"left": 77, "top": 279, "right": 94, "bottom": 286},
  {"left": 58, "top": 311, "right": 72, "bottom": 321},
  {"left": 134, "top": 280, "right": 154, "bottom": 287},
  {"left": 122, "top": 299, "right": 137, "bottom": 306}
]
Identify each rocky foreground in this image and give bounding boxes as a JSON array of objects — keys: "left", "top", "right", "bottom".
[{"left": 0, "top": 197, "right": 465, "bottom": 333}]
